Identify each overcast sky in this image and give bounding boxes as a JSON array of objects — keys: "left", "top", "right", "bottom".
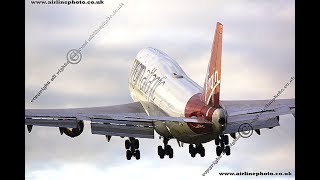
[{"left": 25, "top": 0, "right": 295, "bottom": 179}]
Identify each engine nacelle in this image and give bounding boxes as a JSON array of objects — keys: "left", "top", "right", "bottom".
[
  {"left": 211, "top": 108, "right": 227, "bottom": 131},
  {"left": 60, "top": 120, "right": 84, "bottom": 138}
]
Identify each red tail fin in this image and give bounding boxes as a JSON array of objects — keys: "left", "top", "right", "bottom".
[{"left": 202, "top": 22, "right": 223, "bottom": 107}]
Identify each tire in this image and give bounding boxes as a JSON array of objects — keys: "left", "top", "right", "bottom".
[
  {"left": 168, "top": 146, "right": 173, "bottom": 158},
  {"left": 223, "top": 135, "right": 229, "bottom": 145},
  {"left": 200, "top": 147, "right": 205, "bottom": 157},
  {"left": 158, "top": 146, "right": 162, "bottom": 156},
  {"left": 125, "top": 140, "right": 130, "bottom": 149},
  {"left": 126, "top": 150, "right": 132, "bottom": 160},
  {"left": 189, "top": 144, "right": 193, "bottom": 154},
  {"left": 215, "top": 138, "right": 220, "bottom": 146},
  {"left": 216, "top": 146, "right": 222, "bottom": 156},
  {"left": 189, "top": 144, "right": 196, "bottom": 157},
  {"left": 166, "top": 145, "right": 172, "bottom": 155},
  {"left": 225, "top": 146, "right": 230, "bottom": 156},
  {"left": 135, "top": 150, "right": 140, "bottom": 160},
  {"left": 134, "top": 139, "right": 139, "bottom": 149},
  {"left": 191, "top": 152, "right": 196, "bottom": 158},
  {"left": 158, "top": 146, "right": 164, "bottom": 159}
]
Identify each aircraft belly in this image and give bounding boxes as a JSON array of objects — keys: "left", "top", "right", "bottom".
[
  {"left": 165, "top": 122, "right": 216, "bottom": 144},
  {"left": 154, "top": 121, "right": 174, "bottom": 138}
]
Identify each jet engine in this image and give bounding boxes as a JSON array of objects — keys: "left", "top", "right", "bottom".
[
  {"left": 59, "top": 120, "right": 84, "bottom": 138},
  {"left": 211, "top": 108, "right": 227, "bottom": 131}
]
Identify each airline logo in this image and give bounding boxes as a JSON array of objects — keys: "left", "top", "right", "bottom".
[{"left": 204, "top": 70, "right": 220, "bottom": 105}]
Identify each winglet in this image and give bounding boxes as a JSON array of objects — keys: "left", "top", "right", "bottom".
[{"left": 202, "top": 22, "right": 223, "bottom": 107}]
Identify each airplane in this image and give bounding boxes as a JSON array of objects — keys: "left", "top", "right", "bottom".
[{"left": 25, "top": 22, "right": 295, "bottom": 160}]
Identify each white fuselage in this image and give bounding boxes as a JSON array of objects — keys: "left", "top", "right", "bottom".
[{"left": 128, "top": 47, "right": 222, "bottom": 144}]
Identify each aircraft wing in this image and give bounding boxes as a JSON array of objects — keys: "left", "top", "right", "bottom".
[
  {"left": 221, "top": 98, "right": 295, "bottom": 134},
  {"left": 25, "top": 102, "right": 211, "bottom": 139}
]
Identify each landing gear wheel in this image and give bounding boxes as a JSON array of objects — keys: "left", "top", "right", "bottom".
[
  {"left": 125, "top": 140, "right": 130, "bottom": 149},
  {"left": 167, "top": 146, "right": 173, "bottom": 158},
  {"left": 189, "top": 144, "right": 196, "bottom": 157},
  {"left": 158, "top": 146, "right": 165, "bottom": 159},
  {"left": 189, "top": 144, "right": 193, "bottom": 154},
  {"left": 223, "top": 135, "right": 229, "bottom": 145},
  {"left": 126, "top": 150, "right": 132, "bottom": 160},
  {"left": 216, "top": 146, "right": 222, "bottom": 156},
  {"left": 134, "top": 139, "right": 139, "bottom": 149},
  {"left": 225, "top": 146, "right": 230, "bottom": 156},
  {"left": 158, "top": 146, "right": 162, "bottom": 156},
  {"left": 165, "top": 145, "right": 171, "bottom": 155},
  {"left": 135, "top": 150, "right": 140, "bottom": 160},
  {"left": 195, "top": 144, "right": 205, "bottom": 157},
  {"left": 215, "top": 138, "right": 220, "bottom": 146},
  {"left": 200, "top": 147, "right": 205, "bottom": 157}
]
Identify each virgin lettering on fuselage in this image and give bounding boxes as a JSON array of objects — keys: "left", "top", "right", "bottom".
[{"left": 129, "top": 59, "right": 166, "bottom": 102}]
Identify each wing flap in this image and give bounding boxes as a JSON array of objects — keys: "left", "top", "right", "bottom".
[
  {"left": 91, "top": 118, "right": 153, "bottom": 127},
  {"left": 227, "top": 108, "right": 294, "bottom": 122},
  {"left": 91, "top": 122, "right": 154, "bottom": 139},
  {"left": 89, "top": 115, "right": 211, "bottom": 139},
  {"left": 223, "top": 117, "right": 279, "bottom": 134},
  {"left": 25, "top": 117, "right": 79, "bottom": 128}
]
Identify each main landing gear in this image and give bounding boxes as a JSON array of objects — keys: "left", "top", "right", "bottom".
[
  {"left": 215, "top": 135, "right": 231, "bottom": 156},
  {"left": 189, "top": 144, "right": 205, "bottom": 157},
  {"left": 125, "top": 137, "right": 140, "bottom": 160},
  {"left": 157, "top": 137, "right": 174, "bottom": 159}
]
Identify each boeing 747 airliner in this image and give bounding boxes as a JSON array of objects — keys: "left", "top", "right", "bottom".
[{"left": 25, "top": 22, "right": 295, "bottom": 160}]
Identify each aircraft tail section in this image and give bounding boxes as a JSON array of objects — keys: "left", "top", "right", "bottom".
[{"left": 202, "top": 22, "right": 223, "bottom": 107}]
